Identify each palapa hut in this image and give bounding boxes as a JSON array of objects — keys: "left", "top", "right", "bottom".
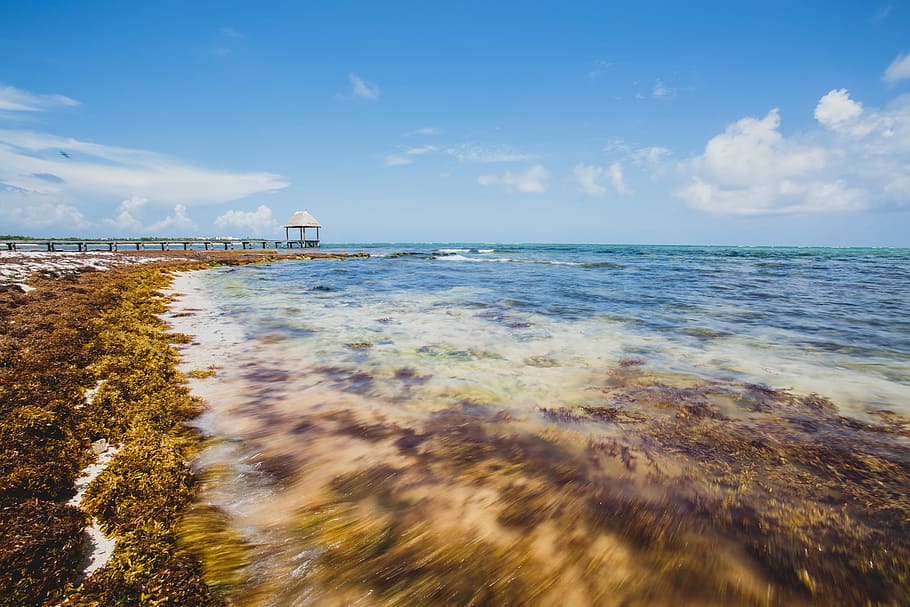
[{"left": 283, "top": 210, "right": 322, "bottom": 248}]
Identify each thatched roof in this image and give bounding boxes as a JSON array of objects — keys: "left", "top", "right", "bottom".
[{"left": 283, "top": 210, "right": 322, "bottom": 228}]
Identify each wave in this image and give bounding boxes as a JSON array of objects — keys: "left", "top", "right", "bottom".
[{"left": 432, "top": 254, "right": 603, "bottom": 267}]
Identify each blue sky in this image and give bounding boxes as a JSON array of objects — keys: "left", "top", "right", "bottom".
[{"left": 1, "top": 1, "right": 909, "bottom": 245}]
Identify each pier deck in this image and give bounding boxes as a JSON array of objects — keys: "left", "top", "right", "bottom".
[{"left": 2, "top": 239, "right": 320, "bottom": 252}]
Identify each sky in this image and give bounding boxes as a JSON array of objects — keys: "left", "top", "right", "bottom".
[{"left": 1, "top": 1, "right": 909, "bottom": 246}]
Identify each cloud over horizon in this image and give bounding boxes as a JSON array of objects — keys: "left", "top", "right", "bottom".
[
  {"left": 574, "top": 162, "right": 631, "bottom": 197},
  {"left": 214, "top": 204, "right": 280, "bottom": 235},
  {"left": 0, "top": 127, "right": 288, "bottom": 232},
  {"left": 675, "top": 88, "right": 910, "bottom": 215},
  {"left": 478, "top": 164, "right": 550, "bottom": 193}
]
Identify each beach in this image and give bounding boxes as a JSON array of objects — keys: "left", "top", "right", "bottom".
[
  {"left": 0, "top": 249, "right": 357, "bottom": 607},
  {"left": 1, "top": 245, "right": 909, "bottom": 606}
]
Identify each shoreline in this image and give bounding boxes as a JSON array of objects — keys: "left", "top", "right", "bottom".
[
  {"left": 0, "top": 250, "right": 364, "bottom": 606},
  {"left": 2, "top": 250, "right": 909, "bottom": 605}
]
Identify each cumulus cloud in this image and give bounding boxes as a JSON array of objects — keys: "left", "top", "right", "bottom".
[
  {"left": 696, "top": 109, "right": 826, "bottom": 184},
  {"left": 0, "top": 84, "right": 79, "bottom": 113},
  {"left": 574, "top": 164, "right": 607, "bottom": 196},
  {"left": 574, "top": 162, "right": 631, "bottom": 197},
  {"left": 0, "top": 129, "right": 287, "bottom": 209},
  {"left": 676, "top": 89, "right": 910, "bottom": 215},
  {"left": 147, "top": 204, "right": 197, "bottom": 234},
  {"left": 478, "top": 164, "right": 549, "bottom": 193},
  {"left": 676, "top": 176, "right": 866, "bottom": 215},
  {"left": 815, "top": 89, "right": 863, "bottom": 127},
  {"left": 4, "top": 201, "right": 88, "bottom": 229},
  {"left": 883, "top": 52, "right": 910, "bottom": 84},
  {"left": 349, "top": 73, "right": 380, "bottom": 100},
  {"left": 102, "top": 196, "right": 148, "bottom": 231},
  {"left": 609, "top": 162, "right": 631, "bottom": 194},
  {"left": 214, "top": 204, "right": 279, "bottom": 235}
]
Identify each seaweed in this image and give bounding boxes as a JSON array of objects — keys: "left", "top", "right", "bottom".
[
  {"left": 0, "top": 260, "right": 250, "bottom": 606},
  {"left": 0, "top": 500, "right": 86, "bottom": 606}
]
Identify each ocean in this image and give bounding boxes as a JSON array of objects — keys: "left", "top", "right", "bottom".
[{"left": 167, "top": 244, "right": 910, "bottom": 606}]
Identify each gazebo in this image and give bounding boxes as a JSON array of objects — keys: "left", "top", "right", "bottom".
[{"left": 283, "top": 210, "right": 321, "bottom": 248}]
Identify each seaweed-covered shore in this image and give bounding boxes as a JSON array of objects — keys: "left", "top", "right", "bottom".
[
  {"left": 3, "top": 249, "right": 910, "bottom": 606},
  {"left": 0, "top": 250, "right": 359, "bottom": 606}
]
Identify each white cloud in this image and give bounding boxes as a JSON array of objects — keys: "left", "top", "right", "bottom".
[
  {"left": 5, "top": 201, "right": 88, "bottom": 229},
  {"left": 102, "top": 196, "right": 148, "bottom": 231},
  {"left": 384, "top": 154, "right": 413, "bottom": 166},
  {"left": 0, "top": 84, "right": 79, "bottom": 113},
  {"left": 676, "top": 90, "right": 910, "bottom": 214},
  {"left": 384, "top": 141, "right": 533, "bottom": 166},
  {"left": 478, "top": 164, "right": 549, "bottom": 193},
  {"left": 0, "top": 129, "right": 288, "bottom": 206},
  {"left": 609, "top": 162, "right": 631, "bottom": 194},
  {"left": 652, "top": 79, "right": 674, "bottom": 99},
  {"left": 676, "top": 176, "right": 866, "bottom": 215},
  {"left": 633, "top": 146, "right": 671, "bottom": 170},
  {"left": 815, "top": 89, "right": 863, "bottom": 127},
  {"left": 883, "top": 52, "right": 910, "bottom": 84},
  {"left": 147, "top": 204, "right": 196, "bottom": 234},
  {"left": 574, "top": 164, "right": 607, "bottom": 196},
  {"left": 574, "top": 162, "right": 631, "bottom": 197},
  {"left": 448, "top": 143, "right": 533, "bottom": 163},
  {"left": 689, "top": 109, "right": 826, "bottom": 187},
  {"left": 214, "top": 204, "right": 279, "bottom": 235},
  {"left": 120, "top": 194, "right": 148, "bottom": 212},
  {"left": 349, "top": 73, "right": 380, "bottom": 100},
  {"left": 605, "top": 139, "right": 671, "bottom": 172},
  {"left": 406, "top": 145, "right": 437, "bottom": 155}
]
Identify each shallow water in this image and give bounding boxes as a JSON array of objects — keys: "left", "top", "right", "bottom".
[{"left": 167, "top": 245, "right": 910, "bottom": 606}]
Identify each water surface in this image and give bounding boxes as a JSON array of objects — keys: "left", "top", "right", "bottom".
[{"left": 168, "top": 245, "right": 910, "bottom": 606}]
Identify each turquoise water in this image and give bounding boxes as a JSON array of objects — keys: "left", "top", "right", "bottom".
[
  {"left": 212, "top": 244, "right": 910, "bottom": 413},
  {"left": 170, "top": 244, "right": 910, "bottom": 606}
]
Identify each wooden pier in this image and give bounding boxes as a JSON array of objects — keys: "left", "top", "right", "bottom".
[{"left": 2, "top": 239, "right": 321, "bottom": 252}]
